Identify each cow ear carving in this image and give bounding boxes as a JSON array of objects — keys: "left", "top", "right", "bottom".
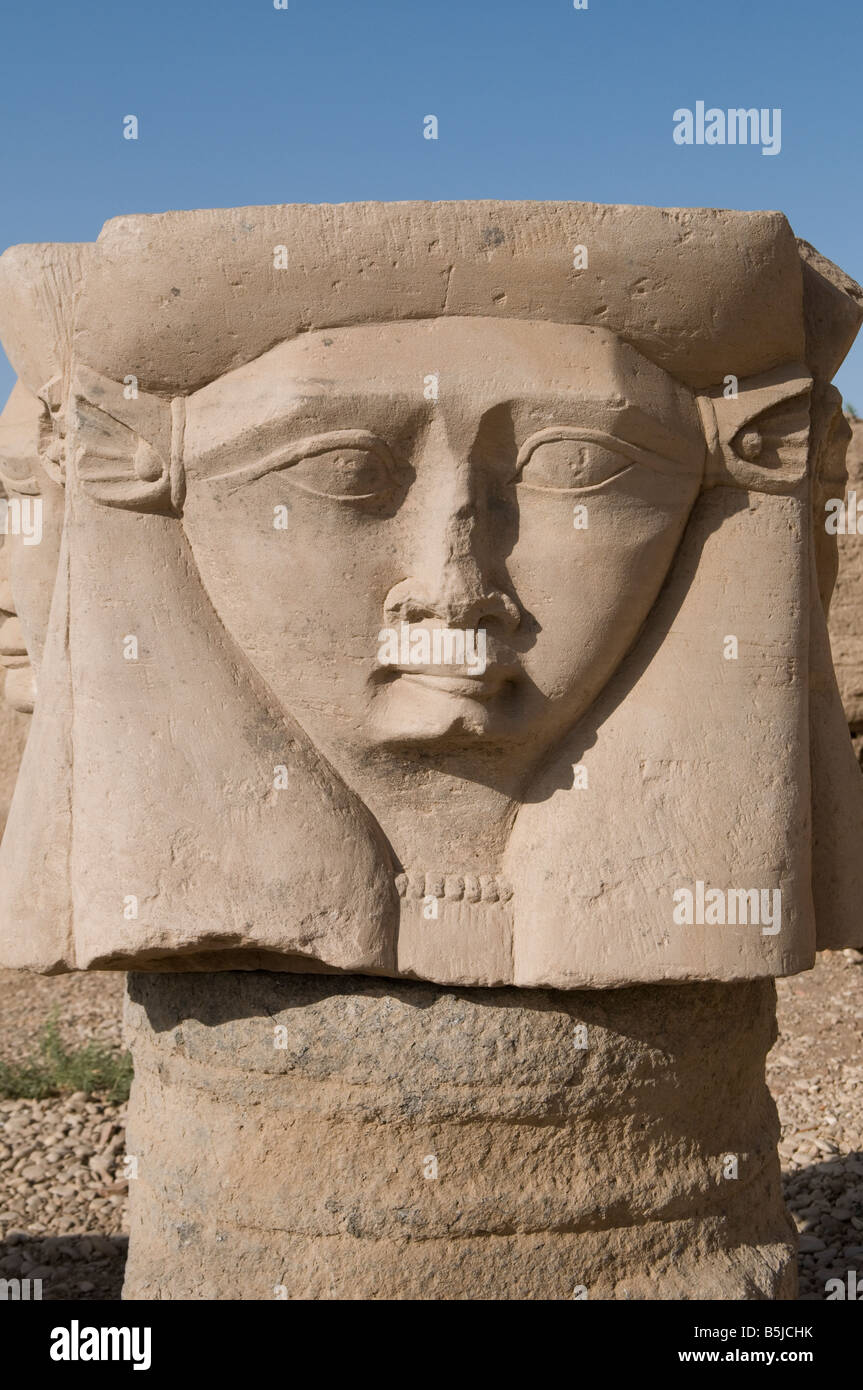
[
  {"left": 700, "top": 363, "right": 813, "bottom": 493},
  {"left": 68, "top": 365, "right": 183, "bottom": 514}
]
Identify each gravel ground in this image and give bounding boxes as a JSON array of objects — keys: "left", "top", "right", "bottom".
[
  {"left": 0, "top": 968, "right": 124, "bottom": 1063},
  {"left": 769, "top": 947, "right": 863, "bottom": 1299},
  {"left": 0, "top": 954, "right": 860, "bottom": 1301},
  {"left": 0, "top": 969, "right": 127, "bottom": 1299},
  {"left": 0, "top": 1094, "right": 128, "bottom": 1299}
]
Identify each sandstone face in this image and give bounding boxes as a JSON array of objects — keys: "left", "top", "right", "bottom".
[
  {"left": 829, "top": 417, "right": 863, "bottom": 738},
  {"left": 122, "top": 971, "right": 795, "bottom": 1301},
  {"left": 0, "top": 696, "right": 29, "bottom": 837},
  {"left": 1, "top": 202, "right": 856, "bottom": 1305},
  {"left": 0, "top": 202, "right": 860, "bottom": 986},
  {"left": 0, "top": 537, "right": 30, "bottom": 833}
]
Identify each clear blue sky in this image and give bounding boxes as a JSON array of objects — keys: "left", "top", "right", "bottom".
[{"left": 1, "top": 0, "right": 860, "bottom": 406}]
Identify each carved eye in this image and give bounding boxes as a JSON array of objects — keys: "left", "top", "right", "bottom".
[
  {"left": 285, "top": 444, "right": 395, "bottom": 500},
  {"left": 207, "top": 430, "right": 401, "bottom": 502},
  {"left": 516, "top": 432, "right": 631, "bottom": 493}
]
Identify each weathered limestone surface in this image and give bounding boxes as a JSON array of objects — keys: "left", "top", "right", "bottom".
[{"left": 123, "top": 972, "right": 795, "bottom": 1301}]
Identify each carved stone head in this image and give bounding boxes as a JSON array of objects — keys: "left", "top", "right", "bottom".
[{"left": 0, "top": 203, "right": 860, "bottom": 985}]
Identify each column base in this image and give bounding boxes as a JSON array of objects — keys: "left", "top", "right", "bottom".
[{"left": 122, "top": 972, "right": 796, "bottom": 1300}]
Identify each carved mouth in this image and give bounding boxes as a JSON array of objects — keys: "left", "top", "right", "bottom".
[{"left": 390, "top": 668, "right": 512, "bottom": 700}]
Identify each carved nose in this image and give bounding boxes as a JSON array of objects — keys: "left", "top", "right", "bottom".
[
  {"left": 384, "top": 574, "right": 519, "bottom": 631},
  {"left": 383, "top": 517, "right": 521, "bottom": 634}
]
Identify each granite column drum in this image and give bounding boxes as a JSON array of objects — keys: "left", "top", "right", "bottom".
[{"left": 122, "top": 972, "right": 795, "bottom": 1300}]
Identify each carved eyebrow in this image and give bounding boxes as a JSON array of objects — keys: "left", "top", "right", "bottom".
[
  {"left": 516, "top": 426, "right": 697, "bottom": 475},
  {"left": 206, "top": 429, "right": 393, "bottom": 485}
]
